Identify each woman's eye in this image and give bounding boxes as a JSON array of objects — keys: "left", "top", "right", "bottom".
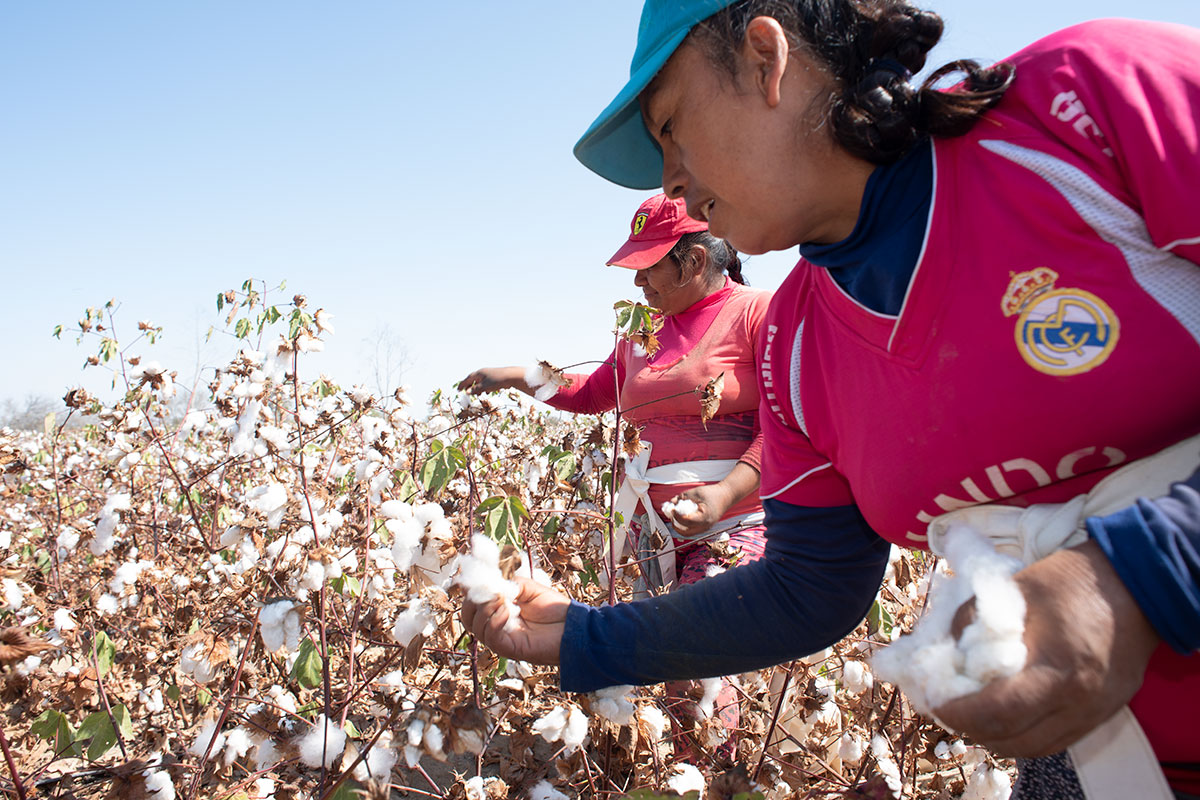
[{"left": 659, "top": 119, "right": 672, "bottom": 138}]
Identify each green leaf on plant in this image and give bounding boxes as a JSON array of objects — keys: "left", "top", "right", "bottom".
[
  {"left": 290, "top": 638, "right": 324, "bottom": 690},
  {"left": 234, "top": 317, "right": 252, "bottom": 339},
  {"left": 476, "top": 495, "right": 528, "bottom": 546},
  {"left": 342, "top": 719, "right": 361, "bottom": 739},
  {"left": 93, "top": 631, "right": 116, "bottom": 678},
  {"left": 76, "top": 704, "right": 132, "bottom": 760},
  {"left": 31, "top": 709, "right": 79, "bottom": 758},
  {"left": 420, "top": 440, "right": 466, "bottom": 496},
  {"left": 330, "top": 574, "right": 361, "bottom": 597},
  {"left": 197, "top": 687, "right": 213, "bottom": 706},
  {"left": 866, "top": 599, "right": 894, "bottom": 638},
  {"left": 166, "top": 684, "right": 180, "bottom": 703},
  {"left": 327, "top": 780, "right": 364, "bottom": 800},
  {"left": 396, "top": 471, "right": 420, "bottom": 503}
]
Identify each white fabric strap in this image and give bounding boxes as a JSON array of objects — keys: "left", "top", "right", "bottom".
[
  {"left": 926, "top": 432, "right": 1200, "bottom": 800},
  {"left": 608, "top": 441, "right": 743, "bottom": 587}
]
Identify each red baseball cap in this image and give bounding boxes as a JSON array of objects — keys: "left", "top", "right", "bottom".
[{"left": 606, "top": 193, "right": 709, "bottom": 270}]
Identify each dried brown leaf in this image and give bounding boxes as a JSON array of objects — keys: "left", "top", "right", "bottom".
[{"left": 697, "top": 372, "right": 725, "bottom": 429}]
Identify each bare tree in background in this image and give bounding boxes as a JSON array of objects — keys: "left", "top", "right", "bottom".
[
  {"left": 0, "top": 394, "right": 61, "bottom": 431},
  {"left": 365, "top": 324, "right": 411, "bottom": 403}
]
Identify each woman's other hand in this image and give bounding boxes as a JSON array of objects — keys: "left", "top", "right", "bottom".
[
  {"left": 461, "top": 577, "right": 570, "bottom": 665},
  {"left": 666, "top": 462, "right": 760, "bottom": 537},
  {"left": 933, "top": 540, "right": 1160, "bottom": 757},
  {"left": 457, "top": 366, "right": 528, "bottom": 395},
  {"left": 666, "top": 483, "right": 733, "bottom": 537}
]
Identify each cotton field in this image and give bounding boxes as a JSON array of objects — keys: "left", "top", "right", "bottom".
[{"left": 0, "top": 286, "right": 1013, "bottom": 799}]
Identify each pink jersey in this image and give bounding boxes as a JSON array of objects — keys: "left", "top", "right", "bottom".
[
  {"left": 550, "top": 280, "right": 772, "bottom": 521},
  {"left": 757, "top": 20, "right": 1200, "bottom": 786}
]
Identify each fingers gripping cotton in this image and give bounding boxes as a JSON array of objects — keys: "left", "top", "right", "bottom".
[
  {"left": 871, "top": 525, "right": 1027, "bottom": 715},
  {"left": 453, "top": 534, "right": 523, "bottom": 632}
]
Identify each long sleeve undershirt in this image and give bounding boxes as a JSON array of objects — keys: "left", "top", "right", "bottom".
[{"left": 559, "top": 498, "right": 891, "bottom": 691}]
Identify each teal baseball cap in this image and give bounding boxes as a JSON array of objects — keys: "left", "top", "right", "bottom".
[{"left": 574, "top": 0, "right": 736, "bottom": 190}]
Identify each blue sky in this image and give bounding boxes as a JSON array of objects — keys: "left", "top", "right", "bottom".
[{"left": 3, "top": 1, "right": 1197, "bottom": 411}]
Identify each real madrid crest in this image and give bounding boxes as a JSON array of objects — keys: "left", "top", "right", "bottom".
[{"left": 1002, "top": 267, "right": 1119, "bottom": 376}]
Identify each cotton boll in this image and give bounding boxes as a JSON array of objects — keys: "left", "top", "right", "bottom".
[
  {"left": 666, "top": 763, "right": 706, "bottom": 797},
  {"left": 387, "top": 518, "right": 425, "bottom": 572},
  {"left": 259, "top": 601, "right": 301, "bottom": 654},
  {"left": 589, "top": 685, "right": 636, "bottom": 726},
  {"left": 3, "top": 579, "right": 24, "bottom": 612},
  {"left": 529, "top": 780, "right": 572, "bottom": 800},
  {"left": 422, "top": 721, "right": 446, "bottom": 760},
  {"left": 390, "top": 599, "right": 435, "bottom": 647},
  {"left": 841, "top": 660, "right": 873, "bottom": 694},
  {"left": 561, "top": 706, "right": 588, "bottom": 752},
  {"left": 637, "top": 704, "right": 669, "bottom": 743},
  {"left": 95, "top": 593, "right": 119, "bottom": 615},
  {"left": 352, "top": 731, "right": 398, "bottom": 782},
  {"left": 189, "top": 720, "right": 226, "bottom": 760},
  {"left": 962, "top": 763, "right": 1013, "bottom": 800},
  {"left": 143, "top": 767, "right": 176, "bottom": 800},
  {"left": 839, "top": 732, "right": 865, "bottom": 765},
  {"left": 296, "top": 714, "right": 346, "bottom": 769},
  {"left": 532, "top": 707, "right": 568, "bottom": 744},
  {"left": 251, "top": 777, "right": 276, "bottom": 800},
  {"left": 697, "top": 677, "right": 723, "bottom": 718},
  {"left": 222, "top": 727, "right": 254, "bottom": 767},
  {"left": 180, "top": 643, "right": 220, "bottom": 685}
]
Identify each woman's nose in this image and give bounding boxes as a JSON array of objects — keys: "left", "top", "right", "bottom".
[
  {"left": 661, "top": 148, "right": 687, "bottom": 200},
  {"left": 633, "top": 269, "right": 648, "bottom": 287}
]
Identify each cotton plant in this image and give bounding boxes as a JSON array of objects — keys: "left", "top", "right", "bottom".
[
  {"left": 524, "top": 361, "right": 570, "bottom": 402},
  {"left": 295, "top": 714, "right": 347, "bottom": 769},
  {"left": 872, "top": 526, "right": 1027, "bottom": 714},
  {"left": 531, "top": 704, "right": 589, "bottom": 754},
  {"left": 91, "top": 492, "right": 131, "bottom": 555},
  {"left": 588, "top": 685, "right": 636, "bottom": 726},
  {"left": 259, "top": 600, "right": 302, "bottom": 654},
  {"left": 666, "top": 763, "right": 706, "bottom": 797},
  {"left": 453, "top": 534, "right": 522, "bottom": 632}
]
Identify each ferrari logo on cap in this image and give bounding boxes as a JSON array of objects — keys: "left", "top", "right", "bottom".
[{"left": 632, "top": 212, "right": 648, "bottom": 236}]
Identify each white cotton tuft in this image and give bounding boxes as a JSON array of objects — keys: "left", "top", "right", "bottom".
[
  {"left": 637, "top": 704, "right": 669, "bottom": 743},
  {"left": 532, "top": 705, "right": 588, "bottom": 753},
  {"left": 251, "top": 777, "right": 276, "bottom": 799},
  {"left": 666, "top": 763, "right": 706, "bottom": 796},
  {"left": 143, "top": 767, "right": 176, "bottom": 800},
  {"left": 871, "top": 525, "right": 1027, "bottom": 715},
  {"left": 962, "top": 763, "right": 1013, "bottom": 800},
  {"left": 222, "top": 727, "right": 254, "bottom": 767},
  {"left": 92, "top": 493, "right": 131, "bottom": 554},
  {"left": 697, "top": 677, "right": 723, "bottom": 718},
  {"left": 453, "top": 534, "right": 522, "bottom": 631},
  {"left": 661, "top": 498, "right": 699, "bottom": 520},
  {"left": 839, "top": 732, "right": 864, "bottom": 764},
  {"left": 588, "top": 685, "right": 636, "bottom": 726},
  {"left": 841, "top": 659, "right": 873, "bottom": 694},
  {"left": 529, "top": 780, "right": 572, "bottom": 800},
  {"left": 188, "top": 721, "right": 226, "bottom": 760},
  {"left": 180, "top": 642, "right": 220, "bottom": 685},
  {"left": 390, "top": 599, "right": 435, "bottom": 647},
  {"left": 352, "top": 731, "right": 398, "bottom": 782},
  {"left": 296, "top": 714, "right": 346, "bottom": 769},
  {"left": 259, "top": 600, "right": 301, "bottom": 654},
  {"left": 2, "top": 579, "right": 24, "bottom": 612}
]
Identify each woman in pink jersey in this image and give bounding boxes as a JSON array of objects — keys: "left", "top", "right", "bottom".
[
  {"left": 460, "top": 192, "right": 773, "bottom": 760},
  {"left": 464, "top": 3, "right": 1200, "bottom": 797}
]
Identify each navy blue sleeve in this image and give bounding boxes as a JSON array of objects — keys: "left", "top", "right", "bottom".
[
  {"left": 558, "top": 498, "right": 892, "bottom": 692},
  {"left": 1086, "top": 465, "right": 1200, "bottom": 654}
]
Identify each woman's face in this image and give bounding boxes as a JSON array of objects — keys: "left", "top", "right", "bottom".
[
  {"left": 632, "top": 252, "right": 707, "bottom": 316},
  {"left": 639, "top": 21, "right": 873, "bottom": 253}
]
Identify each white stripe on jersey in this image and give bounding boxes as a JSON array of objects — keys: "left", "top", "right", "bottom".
[{"left": 981, "top": 140, "right": 1200, "bottom": 348}]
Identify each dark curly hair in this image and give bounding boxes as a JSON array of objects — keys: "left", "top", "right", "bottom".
[
  {"left": 689, "top": 0, "right": 1015, "bottom": 164},
  {"left": 668, "top": 231, "right": 747, "bottom": 285}
]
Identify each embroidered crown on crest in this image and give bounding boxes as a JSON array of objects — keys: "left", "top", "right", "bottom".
[{"left": 1001, "top": 267, "right": 1058, "bottom": 317}]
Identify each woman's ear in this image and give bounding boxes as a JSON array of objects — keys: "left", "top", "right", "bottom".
[{"left": 743, "top": 16, "right": 789, "bottom": 108}]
